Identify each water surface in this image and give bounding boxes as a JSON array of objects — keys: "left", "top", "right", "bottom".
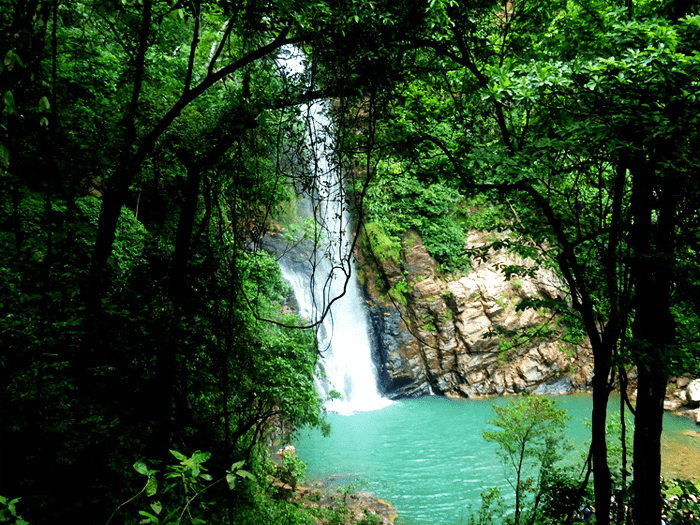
[{"left": 295, "top": 394, "right": 700, "bottom": 525}]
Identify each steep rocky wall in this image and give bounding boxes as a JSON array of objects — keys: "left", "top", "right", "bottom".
[{"left": 361, "top": 230, "right": 594, "bottom": 399}]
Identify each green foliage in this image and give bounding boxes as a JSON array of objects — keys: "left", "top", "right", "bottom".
[
  {"left": 363, "top": 222, "right": 402, "bottom": 265},
  {"left": 538, "top": 466, "right": 592, "bottom": 525},
  {"left": 364, "top": 168, "right": 470, "bottom": 272},
  {"left": 111, "top": 451, "right": 264, "bottom": 525},
  {"left": 281, "top": 450, "right": 307, "bottom": 486},
  {"left": 356, "top": 511, "right": 382, "bottom": 525},
  {"left": 388, "top": 275, "right": 410, "bottom": 306},
  {"left": 0, "top": 496, "right": 29, "bottom": 525},
  {"left": 483, "top": 395, "right": 571, "bottom": 525},
  {"left": 459, "top": 195, "right": 505, "bottom": 233},
  {"left": 465, "top": 487, "right": 505, "bottom": 525},
  {"left": 662, "top": 479, "right": 700, "bottom": 525},
  {"left": 0, "top": 1, "right": 340, "bottom": 521}
]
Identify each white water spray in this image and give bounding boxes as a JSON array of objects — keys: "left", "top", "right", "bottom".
[{"left": 276, "top": 48, "right": 392, "bottom": 415}]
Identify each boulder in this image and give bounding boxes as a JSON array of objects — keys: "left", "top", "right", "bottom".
[
  {"left": 687, "top": 379, "right": 700, "bottom": 405},
  {"left": 664, "top": 398, "right": 685, "bottom": 411},
  {"left": 687, "top": 408, "right": 700, "bottom": 425},
  {"left": 675, "top": 376, "right": 691, "bottom": 389}
]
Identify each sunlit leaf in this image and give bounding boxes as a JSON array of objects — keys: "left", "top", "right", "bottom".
[
  {"left": 3, "top": 91, "right": 16, "bottom": 115},
  {"left": 237, "top": 469, "right": 255, "bottom": 480},
  {"left": 134, "top": 461, "right": 149, "bottom": 476},
  {"left": 170, "top": 449, "right": 187, "bottom": 461},
  {"left": 146, "top": 475, "right": 158, "bottom": 497},
  {"left": 191, "top": 451, "right": 211, "bottom": 463}
]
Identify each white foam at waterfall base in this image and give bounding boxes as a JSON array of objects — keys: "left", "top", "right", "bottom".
[
  {"left": 276, "top": 47, "right": 393, "bottom": 415},
  {"left": 280, "top": 261, "right": 393, "bottom": 416}
]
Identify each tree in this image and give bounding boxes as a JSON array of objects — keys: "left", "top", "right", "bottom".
[
  {"left": 1, "top": 0, "right": 434, "bottom": 520},
  {"left": 345, "top": 1, "right": 700, "bottom": 523},
  {"left": 0, "top": 1, "right": 349, "bottom": 521},
  {"left": 483, "top": 395, "right": 570, "bottom": 525}
]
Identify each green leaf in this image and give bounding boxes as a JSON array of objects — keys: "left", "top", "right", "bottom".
[
  {"left": 134, "top": 461, "right": 149, "bottom": 476},
  {"left": 237, "top": 469, "right": 255, "bottom": 480},
  {"left": 137, "top": 510, "right": 160, "bottom": 523},
  {"left": 226, "top": 473, "right": 237, "bottom": 490},
  {"left": 169, "top": 449, "right": 187, "bottom": 461},
  {"left": 150, "top": 501, "right": 162, "bottom": 515},
  {"left": 39, "top": 96, "right": 50, "bottom": 111},
  {"left": 40, "top": 116, "right": 49, "bottom": 127},
  {"left": 191, "top": 450, "right": 210, "bottom": 463},
  {"left": 230, "top": 460, "right": 245, "bottom": 471},
  {"left": 146, "top": 475, "right": 158, "bottom": 497},
  {"left": 0, "top": 143, "right": 9, "bottom": 168},
  {"left": 3, "top": 91, "right": 16, "bottom": 115},
  {"left": 4, "top": 50, "right": 23, "bottom": 71}
]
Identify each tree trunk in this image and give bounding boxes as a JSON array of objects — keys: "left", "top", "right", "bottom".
[
  {"left": 628, "top": 148, "right": 675, "bottom": 525},
  {"left": 591, "top": 347, "right": 612, "bottom": 525},
  {"left": 632, "top": 361, "right": 668, "bottom": 525},
  {"left": 151, "top": 154, "right": 203, "bottom": 454}
]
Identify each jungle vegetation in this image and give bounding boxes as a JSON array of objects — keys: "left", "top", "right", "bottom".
[{"left": 1, "top": 0, "right": 700, "bottom": 524}]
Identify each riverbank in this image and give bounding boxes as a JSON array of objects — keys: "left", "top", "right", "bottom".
[
  {"left": 271, "top": 445, "right": 400, "bottom": 525},
  {"left": 291, "top": 482, "right": 399, "bottom": 525}
]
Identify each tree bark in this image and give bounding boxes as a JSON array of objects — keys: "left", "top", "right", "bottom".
[
  {"left": 629, "top": 153, "right": 675, "bottom": 525},
  {"left": 591, "top": 345, "right": 612, "bottom": 525}
]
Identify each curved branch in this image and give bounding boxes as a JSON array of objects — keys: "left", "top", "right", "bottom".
[{"left": 88, "top": 28, "right": 302, "bottom": 305}]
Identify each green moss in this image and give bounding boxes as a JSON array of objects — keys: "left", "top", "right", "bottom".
[
  {"left": 388, "top": 287, "right": 408, "bottom": 307},
  {"left": 364, "top": 223, "right": 402, "bottom": 265}
]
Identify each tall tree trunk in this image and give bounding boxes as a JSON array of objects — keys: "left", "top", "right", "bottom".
[
  {"left": 591, "top": 345, "right": 612, "bottom": 525},
  {"left": 633, "top": 361, "right": 668, "bottom": 525},
  {"left": 151, "top": 154, "right": 202, "bottom": 454},
  {"left": 629, "top": 159, "right": 675, "bottom": 525},
  {"left": 86, "top": 0, "right": 153, "bottom": 312}
]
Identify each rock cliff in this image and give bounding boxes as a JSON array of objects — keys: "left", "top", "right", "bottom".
[{"left": 360, "top": 230, "right": 595, "bottom": 399}]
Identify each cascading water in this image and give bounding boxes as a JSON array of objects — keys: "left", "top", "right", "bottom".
[{"left": 275, "top": 48, "right": 392, "bottom": 415}]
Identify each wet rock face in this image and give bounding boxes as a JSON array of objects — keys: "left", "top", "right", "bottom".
[{"left": 362, "top": 230, "right": 594, "bottom": 399}]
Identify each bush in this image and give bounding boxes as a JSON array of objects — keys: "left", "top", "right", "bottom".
[{"left": 364, "top": 168, "right": 470, "bottom": 272}]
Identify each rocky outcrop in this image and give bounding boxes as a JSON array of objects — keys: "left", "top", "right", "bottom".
[
  {"left": 664, "top": 377, "right": 700, "bottom": 423},
  {"left": 271, "top": 446, "right": 399, "bottom": 524},
  {"left": 362, "top": 230, "right": 594, "bottom": 398},
  {"left": 294, "top": 485, "right": 399, "bottom": 525}
]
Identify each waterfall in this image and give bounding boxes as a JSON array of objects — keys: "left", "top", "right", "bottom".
[{"left": 275, "top": 48, "right": 392, "bottom": 415}]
